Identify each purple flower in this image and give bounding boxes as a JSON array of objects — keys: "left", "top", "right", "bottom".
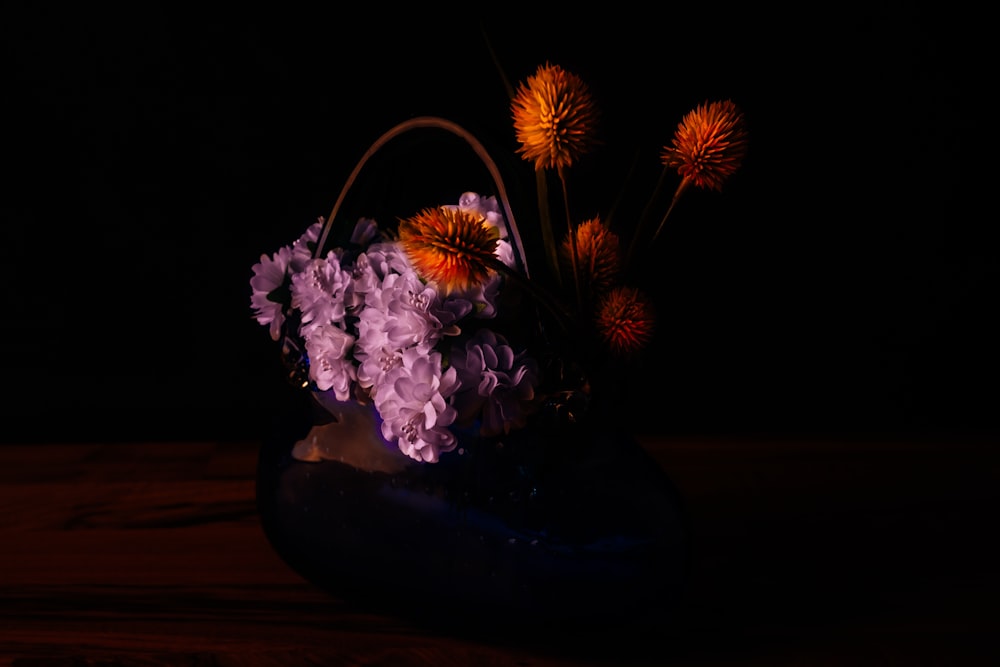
[
  {"left": 374, "top": 348, "right": 459, "bottom": 462},
  {"left": 290, "top": 255, "right": 349, "bottom": 336},
  {"left": 350, "top": 217, "right": 380, "bottom": 246},
  {"left": 354, "top": 268, "right": 445, "bottom": 391},
  {"left": 252, "top": 193, "right": 550, "bottom": 463},
  {"left": 304, "top": 323, "right": 357, "bottom": 400},
  {"left": 250, "top": 245, "right": 292, "bottom": 341},
  {"left": 290, "top": 219, "right": 323, "bottom": 273},
  {"left": 370, "top": 270, "right": 447, "bottom": 350},
  {"left": 450, "top": 328, "right": 539, "bottom": 436},
  {"left": 364, "top": 241, "right": 413, "bottom": 280}
]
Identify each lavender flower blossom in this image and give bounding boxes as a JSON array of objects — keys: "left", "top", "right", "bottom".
[
  {"left": 304, "top": 323, "right": 357, "bottom": 400},
  {"left": 290, "top": 219, "right": 323, "bottom": 273},
  {"left": 374, "top": 348, "right": 459, "bottom": 462},
  {"left": 250, "top": 245, "right": 292, "bottom": 341},
  {"left": 290, "top": 255, "right": 349, "bottom": 336},
  {"left": 450, "top": 328, "right": 539, "bottom": 436}
]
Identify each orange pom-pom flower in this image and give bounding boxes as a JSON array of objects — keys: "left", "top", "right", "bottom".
[
  {"left": 560, "top": 216, "right": 621, "bottom": 296},
  {"left": 398, "top": 206, "right": 500, "bottom": 295},
  {"left": 595, "top": 286, "right": 655, "bottom": 356},
  {"left": 662, "top": 99, "right": 748, "bottom": 192},
  {"left": 511, "top": 62, "right": 599, "bottom": 172}
]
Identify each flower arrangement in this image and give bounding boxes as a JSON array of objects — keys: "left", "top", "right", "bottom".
[{"left": 250, "top": 60, "right": 748, "bottom": 464}]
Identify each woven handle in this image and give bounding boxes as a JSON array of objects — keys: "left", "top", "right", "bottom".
[{"left": 313, "top": 116, "right": 529, "bottom": 279}]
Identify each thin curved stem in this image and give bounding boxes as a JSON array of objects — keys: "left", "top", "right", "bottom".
[
  {"left": 558, "top": 167, "right": 582, "bottom": 312},
  {"left": 480, "top": 22, "right": 516, "bottom": 101},
  {"left": 652, "top": 177, "right": 691, "bottom": 243},
  {"left": 624, "top": 164, "right": 671, "bottom": 269}
]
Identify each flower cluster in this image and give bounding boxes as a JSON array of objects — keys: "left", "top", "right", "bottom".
[
  {"left": 251, "top": 61, "right": 748, "bottom": 463},
  {"left": 252, "top": 194, "right": 539, "bottom": 462}
]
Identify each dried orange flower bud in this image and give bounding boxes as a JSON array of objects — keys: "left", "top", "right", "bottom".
[
  {"left": 595, "top": 286, "right": 655, "bottom": 356},
  {"left": 398, "top": 207, "right": 500, "bottom": 294},
  {"left": 511, "top": 62, "right": 599, "bottom": 172},
  {"left": 662, "top": 99, "right": 748, "bottom": 192}
]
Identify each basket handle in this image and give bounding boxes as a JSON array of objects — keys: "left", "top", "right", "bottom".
[{"left": 313, "top": 116, "right": 530, "bottom": 279}]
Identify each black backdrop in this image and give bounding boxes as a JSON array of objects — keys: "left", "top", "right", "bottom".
[{"left": 3, "top": 5, "right": 995, "bottom": 443}]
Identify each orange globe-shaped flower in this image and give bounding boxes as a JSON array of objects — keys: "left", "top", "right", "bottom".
[
  {"left": 559, "top": 216, "right": 621, "bottom": 296},
  {"left": 511, "top": 62, "right": 599, "bottom": 172},
  {"left": 398, "top": 206, "right": 500, "bottom": 295},
  {"left": 595, "top": 286, "right": 655, "bottom": 356},
  {"left": 662, "top": 99, "right": 748, "bottom": 192}
]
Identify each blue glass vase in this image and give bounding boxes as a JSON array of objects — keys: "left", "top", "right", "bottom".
[{"left": 256, "top": 389, "right": 690, "bottom": 633}]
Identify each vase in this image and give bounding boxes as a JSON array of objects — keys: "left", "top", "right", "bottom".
[{"left": 256, "top": 388, "right": 690, "bottom": 634}]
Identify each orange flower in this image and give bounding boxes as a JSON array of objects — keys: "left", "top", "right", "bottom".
[
  {"left": 511, "top": 62, "right": 599, "bottom": 172},
  {"left": 595, "top": 286, "right": 655, "bottom": 356},
  {"left": 560, "top": 216, "right": 620, "bottom": 296},
  {"left": 662, "top": 99, "right": 748, "bottom": 192},
  {"left": 398, "top": 206, "right": 500, "bottom": 295}
]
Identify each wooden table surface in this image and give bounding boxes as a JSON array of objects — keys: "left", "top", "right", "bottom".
[{"left": 1, "top": 435, "right": 997, "bottom": 666}]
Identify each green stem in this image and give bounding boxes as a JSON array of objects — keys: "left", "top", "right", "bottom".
[
  {"left": 652, "top": 178, "right": 690, "bottom": 243},
  {"left": 486, "top": 257, "right": 572, "bottom": 334},
  {"left": 558, "top": 168, "right": 582, "bottom": 312},
  {"left": 624, "top": 165, "right": 671, "bottom": 270},
  {"left": 535, "top": 169, "right": 561, "bottom": 287}
]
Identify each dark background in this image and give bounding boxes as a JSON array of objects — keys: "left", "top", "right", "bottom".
[{"left": 2, "top": 4, "right": 995, "bottom": 444}]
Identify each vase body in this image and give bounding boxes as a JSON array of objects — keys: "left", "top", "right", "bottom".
[{"left": 256, "top": 390, "right": 689, "bottom": 632}]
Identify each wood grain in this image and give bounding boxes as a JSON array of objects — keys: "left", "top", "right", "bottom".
[{"left": 1, "top": 438, "right": 998, "bottom": 665}]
